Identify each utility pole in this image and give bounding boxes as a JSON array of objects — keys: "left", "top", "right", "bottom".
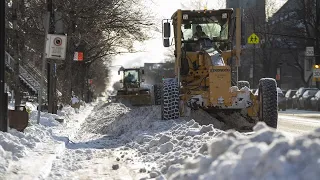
[
  {"left": 316, "top": 0, "right": 320, "bottom": 88},
  {"left": 12, "top": 0, "right": 21, "bottom": 107},
  {"left": 251, "top": 9, "right": 256, "bottom": 88},
  {"left": 0, "top": 0, "right": 8, "bottom": 132},
  {"left": 47, "top": 0, "right": 56, "bottom": 114},
  {"left": 37, "top": 4, "right": 50, "bottom": 124}
]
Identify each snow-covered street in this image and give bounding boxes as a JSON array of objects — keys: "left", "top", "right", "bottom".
[
  {"left": 2, "top": 0, "right": 320, "bottom": 179},
  {"left": 1, "top": 101, "right": 320, "bottom": 180},
  {"left": 278, "top": 110, "right": 320, "bottom": 137}
]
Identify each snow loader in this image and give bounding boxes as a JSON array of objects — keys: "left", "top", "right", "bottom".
[
  {"left": 114, "top": 66, "right": 153, "bottom": 106},
  {"left": 160, "top": 8, "right": 278, "bottom": 131}
]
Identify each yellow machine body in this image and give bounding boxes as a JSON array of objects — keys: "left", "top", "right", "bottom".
[{"left": 164, "top": 8, "right": 259, "bottom": 118}]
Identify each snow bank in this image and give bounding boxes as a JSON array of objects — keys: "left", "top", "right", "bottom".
[
  {"left": 125, "top": 119, "right": 226, "bottom": 177},
  {"left": 81, "top": 103, "right": 227, "bottom": 177},
  {"left": 0, "top": 102, "right": 93, "bottom": 178},
  {"left": 84, "top": 103, "right": 320, "bottom": 180},
  {"left": 164, "top": 122, "right": 320, "bottom": 180},
  {"left": 0, "top": 108, "right": 57, "bottom": 175},
  {"left": 81, "top": 103, "right": 177, "bottom": 139}
]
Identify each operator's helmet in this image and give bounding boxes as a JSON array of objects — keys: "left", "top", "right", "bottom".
[{"left": 196, "top": 25, "right": 202, "bottom": 31}]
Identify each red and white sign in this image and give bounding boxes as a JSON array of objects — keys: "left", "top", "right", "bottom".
[
  {"left": 73, "top": 52, "right": 83, "bottom": 61},
  {"left": 46, "top": 34, "right": 67, "bottom": 60}
]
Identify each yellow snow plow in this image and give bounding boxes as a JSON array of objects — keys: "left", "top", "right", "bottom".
[
  {"left": 114, "top": 67, "right": 153, "bottom": 106},
  {"left": 160, "top": 8, "right": 278, "bottom": 131}
]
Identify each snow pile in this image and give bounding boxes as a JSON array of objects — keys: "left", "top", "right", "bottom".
[
  {"left": 0, "top": 103, "right": 90, "bottom": 176},
  {"left": 164, "top": 122, "right": 320, "bottom": 180},
  {"left": 29, "top": 111, "right": 62, "bottom": 127},
  {"left": 81, "top": 103, "right": 177, "bottom": 139},
  {"left": 80, "top": 103, "right": 227, "bottom": 176},
  {"left": 124, "top": 119, "right": 226, "bottom": 176},
  {"left": 81, "top": 103, "right": 131, "bottom": 135},
  {"left": 0, "top": 118, "right": 55, "bottom": 174},
  {"left": 25, "top": 102, "right": 37, "bottom": 111}
]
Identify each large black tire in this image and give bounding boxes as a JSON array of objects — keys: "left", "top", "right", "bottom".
[
  {"left": 238, "top": 81, "right": 250, "bottom": 89},
  {"left": 154, "top": 84, "right": 162, "bottom": 105},
  {"left": 258, "top": 78, "right": 278, "bottom": 128},
  {"left": 161, "top": 78, "right": 180, "bottom": 120}
]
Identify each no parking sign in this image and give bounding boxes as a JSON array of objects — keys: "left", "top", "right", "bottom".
[{"left": 46, "top": 34, "right": 67, "bottom": 60}]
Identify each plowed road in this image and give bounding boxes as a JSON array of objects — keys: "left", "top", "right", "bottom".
[{"left": 278, "top": 110, "right": 320, "bottom": 137}]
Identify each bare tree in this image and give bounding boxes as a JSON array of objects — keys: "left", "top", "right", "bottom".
[
  {"left": 268, "top": 0, "right": 317, "bottom": 87},
  {"left": 5, "top": 0, "right": 155, "bottom": 103},
  {"left": 180, "top": 0, "right": 225, "bottom": 10}
]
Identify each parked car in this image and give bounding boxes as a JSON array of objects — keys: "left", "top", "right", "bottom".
[
  {"left": 298, "top": 89, "right": 319, "bottom": 110},
  {"left": 277, "top": 88, "right": 286, "bottom": 111},
  {"left": 310, "top": 90, "right": 320, "bottom": 111},
  {"left": 292, "top": 87, "right": 319, "bottom": 109},
  {"left": 282, "top": 90, "right": 287, "bottom": 96},
  {"left": 284, "top": 89, "right": 297, "bottom": 109}
]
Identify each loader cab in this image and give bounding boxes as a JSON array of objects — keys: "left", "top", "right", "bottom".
[
  {"left": 162, "top": 9, "right": 232, "bottom": 50},
  {"left": 162, "top": 9, "right": 234, "bottom": 76},
  {"left": 118, "top": 68, "right": 144, "bottom": 89}
]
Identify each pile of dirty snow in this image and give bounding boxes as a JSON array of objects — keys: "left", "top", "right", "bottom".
[{"left": 162, "top": 122, "right": 320, "bottom": 180}]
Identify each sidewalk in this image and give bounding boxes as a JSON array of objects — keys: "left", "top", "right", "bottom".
[{"left": 2, "top": 104, "right": 94, "bottom": 180}]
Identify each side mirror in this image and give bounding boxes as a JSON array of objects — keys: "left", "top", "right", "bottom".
[
  {"left": 163, "top": 39, "right": 170, "bottom": 47},
  {"left": 163, "top": 22, "right": 171, "bottom": 38}
]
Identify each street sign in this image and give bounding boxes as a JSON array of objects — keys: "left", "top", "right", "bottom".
[
  {"left": 305, "top": 47, "right": 314, "bottom": 57},
  {"left": 73, "top": 52, "right": 83, "bottom": 61},
  {"left": 46, "top": 34, "right": 67, "bottom": 60},
  {"left": 247, "top": 33, "right": 259, "bottom": 44},
  {"left": 313, "top": 65, "right": 320, "bottom": 81}
]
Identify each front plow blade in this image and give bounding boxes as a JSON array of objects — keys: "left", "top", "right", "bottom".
[{"left": 115, "top": 94, "right": 152, "bottom": 106}]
